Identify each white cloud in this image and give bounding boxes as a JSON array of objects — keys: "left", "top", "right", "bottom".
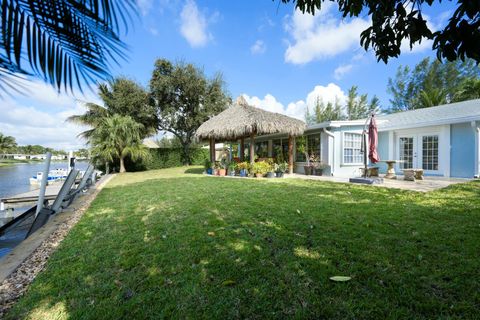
[
  {"left": 0, "top": 80, "right": 99, "bottom": 150},
  {"left": 180, "top": 0, "right": 212, "bottom": 48},
  {"left": 333, "top": 64, "right": 353, "bottom": 80},
  {"left": 242, "top": 83, "right": 347, "bottom": 121},
  {"left": 250, "top": 40, "right": 266, "bottom": 55},
  {"left": 137, "top": 0, "right": 153, "bottom": 16},
  {"left": 284, "top": 4, "right": 370, "bottom": 64}
]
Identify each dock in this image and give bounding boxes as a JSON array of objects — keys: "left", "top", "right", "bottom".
[{"left": 0, "top": 185, "right": 61, "bottom": 210}]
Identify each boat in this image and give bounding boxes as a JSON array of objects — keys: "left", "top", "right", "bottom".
[{"left": 29, "top": 169, "right": 68, "bottom": 185}]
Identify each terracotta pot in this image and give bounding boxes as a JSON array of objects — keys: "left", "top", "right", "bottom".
[
  {"left": 218, "top": 169, "right": 226, "bottom": 176},
  {"left": 255, "top": 173, "right": 263, "bottom": 178}
]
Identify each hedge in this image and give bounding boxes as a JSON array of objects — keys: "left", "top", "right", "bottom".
[{"left": 125, "top": 147, "right": 209, "bottom": 171}]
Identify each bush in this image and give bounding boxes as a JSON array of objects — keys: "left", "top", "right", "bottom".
[{"left": 125, "top": 147, "right": 209, "bottom": 171}]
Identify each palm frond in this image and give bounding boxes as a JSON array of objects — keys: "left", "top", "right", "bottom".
[{"left": 0, "top": 0, "right": 136, "bottom": 95}]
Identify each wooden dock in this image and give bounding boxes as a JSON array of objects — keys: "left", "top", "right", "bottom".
[{"left": 0, "top": 185, "right": 62, "bottom": 209}]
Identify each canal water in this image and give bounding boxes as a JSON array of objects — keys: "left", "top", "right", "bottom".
[{"left": 0, "top": 161, "right": 90, "bottom": 259}]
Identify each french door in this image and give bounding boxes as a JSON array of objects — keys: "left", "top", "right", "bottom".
[{"left": 398, "top": 134, "right": 440, "bottom": 174}]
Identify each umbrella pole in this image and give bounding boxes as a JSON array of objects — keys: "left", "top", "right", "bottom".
[{"left": 363, "top": 132, "right": 368, "bottom": 178}]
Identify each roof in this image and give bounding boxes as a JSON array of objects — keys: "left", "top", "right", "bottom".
[
  {"left": 142, "top": 139, "right": 160, "bottom": 149},
  {"left": 376, "top": 99, "right": 480, "bottom": 131},
  {"left": 195, "top": 96, "right": 306, "bottom": 140}
]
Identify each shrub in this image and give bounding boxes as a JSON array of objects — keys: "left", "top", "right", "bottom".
[
  {"left": 252, "top": 161, "right": 270, "bottom": 175},
  {"left": 125, "top": 147, "right": 209, "bottom": 171}
]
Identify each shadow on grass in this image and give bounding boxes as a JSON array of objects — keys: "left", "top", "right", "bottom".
[
  {"left": 6, "top": 176, "right": 480, "bottom": 319},
  {"left": 183, "top": 167, "right": 204, "bottom": 175}
]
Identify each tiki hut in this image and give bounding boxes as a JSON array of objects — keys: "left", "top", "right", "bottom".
[{"left": 196, "top": 96, "right": 306, "bottom": 172}]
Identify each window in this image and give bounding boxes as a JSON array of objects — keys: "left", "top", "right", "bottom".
[
  {"left": 343, "top": 133, "right": 363, "bottom": 164},
  {"left": 422, "top": 135, "right": 439, "bottom": 170},
  {"left": 273, "top": 139, "right": 291, "bottom": 163},
  {"left": 255, "top": 141, "right": 269, "bottom": 158},
  {"left": 296, "top": 134, "right": 321, "bottom": 162}
]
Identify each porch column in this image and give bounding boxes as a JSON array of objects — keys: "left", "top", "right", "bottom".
[
  {"left": 250, "top": 132, "right": 255, "bottom": 167},
  {"left": 240, "top": 137, "right": 245, "bottom": 161},
  {"left": 209, "top": 138, "right": 215, "bottom": 162},
  {"left": 288, "top": 135, "right": 294, "bottom": 174}
]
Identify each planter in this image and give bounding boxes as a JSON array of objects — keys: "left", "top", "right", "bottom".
[
  {"left": 255, "top": 173, "right": 263, "bottom": 178},
  {"left": 266, "top": 172, "right": 275, "bottom": 178},
  {"left": 304, "top": 165, "right": 312, "bottom": 175},
  {"left": 206, "top": 168, "right": 213, "bottom": 175},
  {"left": 228, "top": 170, "right": 235, "bottom": 176},
  {"left": 214, "top": 169, "right": 219, "bottom": 176},
  {"left": 275, "top": 172, "right": 284, "bottom": 178},
  {"left": 312, "top": 168, "right": 323, "bottom": 176},
  {"left": 239, "top": 169, "right": 248, "bottom": 177},
  {"left": 218, "top": 169, "right": 226, "bottom": 176}
]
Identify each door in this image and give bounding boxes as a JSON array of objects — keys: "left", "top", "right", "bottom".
[{"left": 397, "top": 134, "right": 441, "bottom": 174}]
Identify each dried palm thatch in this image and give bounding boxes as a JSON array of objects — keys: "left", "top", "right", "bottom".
[{"left": 196, "top": 96, "right": 306, "bottom": 141}]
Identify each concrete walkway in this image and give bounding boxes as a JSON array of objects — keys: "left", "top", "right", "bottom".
[{"left": 285, "top": 174, "right": 472, "bottom": 192}]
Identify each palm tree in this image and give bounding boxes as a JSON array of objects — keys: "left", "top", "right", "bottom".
[
  {"left": 0, "top": 1, "right": 136, "bottom": 95},
  {"left": 67, "top": 77, "right": 157, "bottom": 139},
  {"left": 453, "top": 78, "right": 480, "bottom": 102},
  {"left": 0, "top": 133, "right": 17, "bottom": 156},
  {"left": 90, "top": 114, "right": 150, "bottom": 173},
  {"left": 417, "top": 88, "right": 447, "bottom": 109}
]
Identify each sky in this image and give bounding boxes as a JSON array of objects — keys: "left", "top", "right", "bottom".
[{"left": 0, "top": 0, "right": 456, "bottom": 150}]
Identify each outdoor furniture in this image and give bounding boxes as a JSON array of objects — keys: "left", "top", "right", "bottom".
[
  {"left": 383, "top": 160, "right": 398, "bottom": 179},
  {"left": 403, "top": 169, "right": 424, "bottom": 181},
  {"left": 360, "top": 167, "right": 379, "bottom": 177}
]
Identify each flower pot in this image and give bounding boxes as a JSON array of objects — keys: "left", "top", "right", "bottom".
[
  {"left": 255, "top": 173, "right": 263, "bottom": 178},
  {"left": 304, "top": 165, "right": 312, "bottom": 175},
  {"left": 206, "top": 168, "right": 213, "bottom": 175},
  {"left": 214, "top": 169, "right": 219, "bottom": 176},
  {"left": 275, "top": 172, "right": 284, "bottom": 178},
  {"left": 266, "top": 172, "right": 275, "bottom": 178},
  {"left": 218, "top": 169, "right": 226, "bottom": 176},
  {"left": 228, "top": 170, "right": 235, "bottom": 176},
  {"left": 312, "top": 168, "right": 323, "bottom": 176},
  {"left": 240, "top": 169, "right": 248, "bottom": 177}
]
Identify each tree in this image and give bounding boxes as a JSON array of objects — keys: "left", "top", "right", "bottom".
[
  {"left": 149, "top": 59, "right": 230, "bottom": 165},
  {"left": 453, "top": 78, "right": 480, "bottom": 101},
  {"left": 345, "top": 86, "right": 380, "bottom": 120},
  {"left": 418, "top": 88, "right": 447, "bottom": 109},
  {"left": 68, "top": 77, "right": 157, "bottom": 139},
  {"left": 89, "top": 115, "right": 149, "bottom": 173},
  {"left": 387, "top": 57, "right": 480, "bottom": 112},
  {"left": 310, "top": 97, "right": 343, "bottom": 123},
  {"left": 278, "top": 0, "right": 480, "bottom": 63},
  {"left": 0, "top": 1, "right": 136, "bottom": 95},
  {"left": 0, "top": 133, "right": 17, "bottom": 154}
]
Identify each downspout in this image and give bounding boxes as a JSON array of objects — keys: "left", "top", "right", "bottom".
[{"left": 323, "top": 128, "right": 335, "bottom": 175}]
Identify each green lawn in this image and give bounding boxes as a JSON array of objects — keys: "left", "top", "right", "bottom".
[{"left": 7, "top": 167, "right": 480, "bottom": 319}]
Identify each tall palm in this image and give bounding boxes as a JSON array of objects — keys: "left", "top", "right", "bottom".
[
  {"left": 67, "top": 77, "right": 157, "bottom": 139},
  {"left": 90, "top": 114, "right": 149, "bottom": 173},
  {"left": 453, "top": 78, "right": 480, "bottom": 102},
  {"left": 0, "top": 133, "right": 17, "bottom": 154},
  {"left": 0, "top": 0, "right": 136, "bottom": 95}
]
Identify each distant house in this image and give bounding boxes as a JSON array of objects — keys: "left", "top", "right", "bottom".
[{"left": 252, "top": 99, "right": 480, "bottom": 178}]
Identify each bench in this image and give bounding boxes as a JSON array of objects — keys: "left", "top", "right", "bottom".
[{"left": 403, "top": 169, "right": 424, "bottom": 181}]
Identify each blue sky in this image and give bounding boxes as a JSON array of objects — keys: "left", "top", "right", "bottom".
[{"left": 0, "top": 0, "right": 456, "bottom": 149}]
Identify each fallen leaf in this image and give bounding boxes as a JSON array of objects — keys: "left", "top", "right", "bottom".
[
  {"left": 329, "top": 276, "right": 351, "bottom": 282},
  {"left": 222, "top": 279, "right": 236, "bottom": 286}
]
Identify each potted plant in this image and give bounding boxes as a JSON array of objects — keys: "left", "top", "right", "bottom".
[
  {"left": 218, "top": 160, "right": 227, "bottom": 176},
  {"left": 252, "top": 161, "right": 269, "bottom": 178},
  {"left": 213, "top": 161, "right": 221, "bottom": 175},
  {"left": 266, "top": 164, "right": 275, "bottom": 178},
  {"left": 296, "top": 136, "right": 312, "bottom": 175},
  {"left": 275, "top": 162, "right": 287, "bottom": 178},
  {"left": 312, "top": 161, "right": 328, "bottom": 176},
  {"left": 227, "top": 162, "right": 236, "bottom": 176},
  {"left": 237, "top": 161, "right": 249, "bottom": 177},
  {"left": 204, "top": 159, "right": 213, "bottom": 175}
]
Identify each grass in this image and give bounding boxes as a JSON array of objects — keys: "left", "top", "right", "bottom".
[{"left": 6, "top": 167, "right": 480, "bottom": 319}]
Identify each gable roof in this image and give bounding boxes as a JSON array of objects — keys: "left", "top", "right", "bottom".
[{"left": 376, "top": 99, "right": 480, "bottom": 131}]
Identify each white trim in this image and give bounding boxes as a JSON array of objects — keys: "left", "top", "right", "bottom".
[
  {"left": 378, "top": 115, "right": 480, "bottom": 132},
  {"left": 341, "top": 131, "right": 364, "bottom": 165},
  {"left": 474, "top": 122, "right": 480, "bottom": 177}
]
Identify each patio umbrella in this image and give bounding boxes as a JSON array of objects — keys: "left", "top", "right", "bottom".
[{"left": 368, "top": 114, "right": 380, "bottom": 163}]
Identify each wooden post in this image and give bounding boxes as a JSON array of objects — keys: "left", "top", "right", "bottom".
[
  {"left": 288, "top": 135, "right": 294, "bottom": 174},
  {"left": 250, "top": 132, "right": 255, "bottom": 167},
  {"left": 240, "top": 137, "right": 245, "bottom": 161},
  {"left": 209, "top": 138, "right": 215, "bottom": 162}
]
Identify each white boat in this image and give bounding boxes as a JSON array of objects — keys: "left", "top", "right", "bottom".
[{"left": 29, "top": 169, "right": 68, "bottom": 185}]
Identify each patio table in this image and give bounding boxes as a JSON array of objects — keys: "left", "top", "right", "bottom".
[{"left": 379, "top": 160, "right": 403, "bottom": 179}]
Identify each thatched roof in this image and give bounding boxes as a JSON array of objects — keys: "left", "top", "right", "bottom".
[{"left": 195, "top": 96, "right": 306, "bottom": 141}]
